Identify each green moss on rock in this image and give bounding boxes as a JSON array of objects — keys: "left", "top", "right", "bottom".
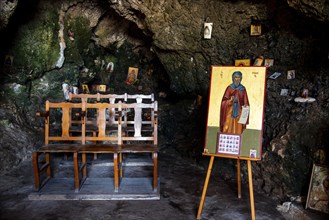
[{"left": 10, "top": 9, "right": 59, "bottom": 82}]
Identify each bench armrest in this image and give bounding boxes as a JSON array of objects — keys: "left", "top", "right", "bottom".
[{"left": 36, "top": 111, "right": 49, "bottom": 118}]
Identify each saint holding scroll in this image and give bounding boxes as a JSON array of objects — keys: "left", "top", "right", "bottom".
[{"left": 220, "top": 71, "right": 249, "bottom": 134}]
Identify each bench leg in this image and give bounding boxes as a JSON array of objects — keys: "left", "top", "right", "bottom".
[
  {"left": 32, "top": 152, "right": 40, "bottom": 191},
  {"left": 113, "top": 153, "right": 119, "bottom": 192},
  {"left": 153, "top": 152, "right": 158, "bottom": 192},
  {"left": 93, "top": 131, "right": 98, "bottom": 160},
  {"left": 119, "top": 153, "right": 123, "bottom": 178},
  {"left": 73, "top": 152, "right": 80, "bottom": 192},
  {"left": 45, "top": 152, "right": 51, "bottom": 177},
  {"left": 82, "top": 153, "right": 87, "bottom": 178}
]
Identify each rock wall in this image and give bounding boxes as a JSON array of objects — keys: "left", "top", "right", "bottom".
[{"left": 1, "top": 0, "right": 329, "bottom": 202}]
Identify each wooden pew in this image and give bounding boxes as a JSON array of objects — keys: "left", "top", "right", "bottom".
[
  {"left": 32, "top": 101, "right": 85, "bottom": 192},
  {"left": 33, "top": 94, "right": 158, "bottom": 193},
  {"left": 75, "top": 101, "right": 123, "bottom": 192},
  {"left": 119, "top": 101, "right": 158, "bottom": 192}
]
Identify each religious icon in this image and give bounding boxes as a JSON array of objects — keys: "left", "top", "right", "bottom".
[
  {"left": 106, "top": 62, "right": 114, "bottom": 72},
  {"left": 204, "top": 66, "right": 266, "bottom": 159},
  {"left": 125, "top": 67, "right": 138, "bottom": 85},
  {"left": 253, "top": 56, "right": 264, "bottom": 66},
  {"left": 250, "top": 24, "right": 261, "bottom": 36},
  {"left": 4, "top": 55, "right": 13, "bottom": 66},
  {"left": 98, "top": 84, "right": 106, "bottom": 92},
  {"left": 220, "top": 71, "right": 249, "bottom": 135},
  {"left": 264, "top": 59, "right": 274, "bottom": 67},
  {"left": 301, "top": 89, "right": 309, "bottom": 98},
  {"left": 81, "top": 84, "right": 90, "bottom": 94},
  {"left": 235, "top": 59, "right": 251, "bottom": 66},
  {"left": 62, "top": 82, "right": 70, "bottom": 100},
  {"left": 287, "top": 70, "right": 295, "bottom": 79},
  {"left": 204, "top": 23, "right": 213, "bottom": 39}
]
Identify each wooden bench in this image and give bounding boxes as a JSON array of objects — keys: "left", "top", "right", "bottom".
[
  {"left": 119, "top": 101, "right": 158, "bottom": 191},
  {"left": 76, "top": 102, "right": 123, "bottom": 192},
  {"left": 74, "top": 100, "right": 158, "bottom": 192},
  {"left": 33, "top": 96, "right": 159, "bottom": 193},
  {"left": 32, "top": 101, "right": 85, "bottom": 192}
]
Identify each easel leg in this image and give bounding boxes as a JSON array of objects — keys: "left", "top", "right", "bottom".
[
  {"left": 237, "top": 159, "right": 241, "bottom": 198},
  {"left": 247, "top": 160, "right": 256, "bottom": 220},
  {"left": 197, "top": 156, "right": 215, "bottom": 220}
]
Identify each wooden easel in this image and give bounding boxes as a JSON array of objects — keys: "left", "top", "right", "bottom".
[{"left": 196, "top": 153, "right": 258, "bottom": 220}]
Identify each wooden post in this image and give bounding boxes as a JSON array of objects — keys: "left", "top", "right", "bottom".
[
  {"left": 237, "top": 159, "right": 241, "bottom": 198},
  {"left": 247, "top": 160, "right": 256, "bottom": 220},
  {"left": 73, "top": 152, "right": 80, "bottom": 192},
  {"left": 32, "top": 152, "right": 40, "bottom": 191},
  {"left": 113, "top": 153, "right": 119, "bottom": 192},
  {"left": 196, "top": 156, "right": 215, "bottom": 219}
]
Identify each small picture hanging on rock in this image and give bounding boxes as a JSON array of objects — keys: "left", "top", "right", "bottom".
[
  {"left": 81, "top": 84, "right": 90, "bottom": 94},
  {"left": 204, "top": 22, "right": 213, "bottom": 39},
  {"left": 250, "top": 24, "right": 261, "bottom": 36},
  {"left": 125, "top": 67, "right": 138, "bottom": 85},
  {"left": 264, "top": 59, "right": 274, "bottom": 67},
  {"left": 301, "top": 88, "right": 309, "bottom": 98},
  {"left": 4, "top": 55, "right": 13, "bottom": 66},
  {"left": 280, "top": 88, "right": 289, "bottom": 96},
  {"left": 253, "top": 56, "right": 264, "bottom": 66},
  {"left": 235, "top": 59, "right": 251, "bottom": 66},
  {"left": 287, "top": 70, "right": 295, "bottom": 79},
  {"left": 97, "top": 84, "right": 107, "bottom": 92},
  {"left": 268, "top": 72, "right": 281, "bottom": 79}
]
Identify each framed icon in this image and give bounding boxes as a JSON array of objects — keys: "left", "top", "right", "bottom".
[
  {"left": 250, "top": 24, "right": 261, "bottom": 36},
  {"left": 204, "top": 66, "right": 267, "bottom": 160}
]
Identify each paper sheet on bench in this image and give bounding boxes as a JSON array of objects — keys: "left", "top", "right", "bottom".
[{"left": 238, "top": 106, "right": 250, "bottom": 124}]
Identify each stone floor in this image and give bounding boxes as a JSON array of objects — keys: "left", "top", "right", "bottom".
[{"left": 0, "top": 151, "right": 328, "bottom": 220}]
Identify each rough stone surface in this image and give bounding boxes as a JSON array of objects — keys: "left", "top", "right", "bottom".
[{"left": 0, "top": 0, "right": 329, "bottom": 208}]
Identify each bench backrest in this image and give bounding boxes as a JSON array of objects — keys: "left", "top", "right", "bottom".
[
  {"left": 98, "top": 93, "right": 127, "bottom": 125},
  {"left": 124, "top": 94, "right": 155, "bottom": 127},
  {"left": 121, "top": 101, "right": 158, "bottom": 144},
  {"left": 38, "top": 101, "right": 86, "bottom": 144},
  {"left": 38, "top": 94, "right": 157, "bottom": 146},
  {"left": 69, "top": 93, "right": 100, "bottom": 103},
  {"left": 84, "top": 102, "right": 123, "bottom": 143},
  {"left": 69, "top": 93, "right": 127, "bottom": 125}
]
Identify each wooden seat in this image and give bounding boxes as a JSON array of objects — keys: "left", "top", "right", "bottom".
[
  {"left": 75, "top": 102, "right": 123, "bottom": 192},
  {"left": 32, "top": 101, "right": 85, "bottom": 192},
  {"left": 119, "top": 101, "right": 158, "bottom": 192}
]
